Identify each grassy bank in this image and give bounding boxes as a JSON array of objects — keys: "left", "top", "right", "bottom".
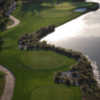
[{"left": 0, "top": 1, "right": 98, "bottom": 100}]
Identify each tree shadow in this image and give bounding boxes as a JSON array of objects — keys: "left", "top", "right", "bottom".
[
  {"left": 0, "top": 37, "right": 3, "bottom": 51},
  {"left": 20, "top": 0, "right": 71, "bottom": 16},
  {"left": 20, "top": 2, "right": 53, "bottom": 16}
]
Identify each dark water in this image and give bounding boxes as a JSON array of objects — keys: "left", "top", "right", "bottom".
[{"left": 41, "top": 0, "right": 100, "bottom": 85}]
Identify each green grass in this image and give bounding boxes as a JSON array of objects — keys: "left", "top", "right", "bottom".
[
  {"left": 0, "top": 1, "right": 94, "bottom": 100},
  {"left": 0, "top": 50, "right": 81, "bottom": 100},
  {"left": 20, "top": 51, "right": 75, "bottom": 69},
  {"left": 0, "top": 72, "right": 5, "bottom": 97},
  {"left": 30, "top": 85, "right": 81, "bottom": 100}
]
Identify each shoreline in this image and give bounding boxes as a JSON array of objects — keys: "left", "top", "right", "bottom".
[
  {"left": 40, "top": 1, "right": 100, "bottom": 88},
  {"left": 85, "top": 55, "right": 100, "bottom": 87}
]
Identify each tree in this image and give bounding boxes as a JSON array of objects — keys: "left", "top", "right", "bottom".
[
  {"left": 0, "top": 0, "right": 15, "bottom": 31},
  {"left": 65, "top": 79, "right": 71, "bottom": 86}
]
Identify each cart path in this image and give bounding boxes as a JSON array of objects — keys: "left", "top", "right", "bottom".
[
  {"left": 0, "top": 65, "right": 15, "bottom": 100},
  {"left": 7, "top": 15, "right": 20, "bottom": 29}
]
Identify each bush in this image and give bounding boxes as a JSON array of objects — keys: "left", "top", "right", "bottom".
[{"left": 0, "top": 72, "right": 5, "bottom": 78}]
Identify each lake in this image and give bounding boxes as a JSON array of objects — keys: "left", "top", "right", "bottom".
[{"left": 41, "top": 0, "right": 100, "bottom": 85}]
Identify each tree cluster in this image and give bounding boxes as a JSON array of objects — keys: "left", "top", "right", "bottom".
[{"left": 0, "top": 0, "right": 15, "bottom": 31}]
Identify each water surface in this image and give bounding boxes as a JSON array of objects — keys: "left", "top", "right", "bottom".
[{"left": 42, "top": 0, "right": 100, "bottom": 84}]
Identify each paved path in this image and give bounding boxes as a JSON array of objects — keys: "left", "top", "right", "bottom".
[
  {"left": 0, "top": 65, "right": 15, "bottom": 100},
  {"left": 7, "top": 16, "right": 20, "bottom": 29}
]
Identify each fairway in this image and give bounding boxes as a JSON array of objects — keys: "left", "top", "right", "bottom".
[
  {"left": 0, "top": 50, "right": 80, "bottom": 100},
  {"left": 31, "top": 85, "right": 81, "bottom": 100},
  {"left": 0, "top": 1, "right": 94, "bottom": 100}
]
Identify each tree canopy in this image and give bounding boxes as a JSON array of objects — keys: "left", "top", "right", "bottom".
[{"left": 0, "top": 0, "right": 14, "bottom": 31}]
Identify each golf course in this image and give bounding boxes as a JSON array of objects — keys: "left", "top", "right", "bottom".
[{"left": 0, "top": 1, "right": 98, "bottom": 100}]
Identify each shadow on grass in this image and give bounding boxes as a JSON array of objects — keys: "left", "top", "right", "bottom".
[
  {"left": 0, "top": 37, "right": 3, "bottom": 51},
  {"left": 20, "top": 3, "right": 53, "bottom": 16},
  {"left": 20, "top": 0, "right": 75, "bottom": 16}
]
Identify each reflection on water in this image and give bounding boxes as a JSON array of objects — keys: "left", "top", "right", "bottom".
[{"left": 41, "top": 0, "right": 100, "bottom": 85}]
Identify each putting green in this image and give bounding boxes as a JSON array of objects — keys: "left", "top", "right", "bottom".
[{"left": 20, "top": 51, "right": 75, "bottom": 69}]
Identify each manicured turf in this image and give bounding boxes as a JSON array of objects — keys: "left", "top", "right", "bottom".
[
  {"left": 20, "top": 51, "right": 75, "bottom": 69},
  {"left": 30, "top": 85, "right": 81, "bottom": 100},
  {"left": 0, "top": 50, "right": 80, "bottom": 100},
  {"left": 0, "top": 1, "right": 94, "bottom": 100}
]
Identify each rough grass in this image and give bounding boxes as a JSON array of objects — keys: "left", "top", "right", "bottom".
[
  {"left": 0, "top": 72, "right": 5, "bottom": 97},
  {"left": 0, "top": 1, "right": 95, "bottom": 100}
]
